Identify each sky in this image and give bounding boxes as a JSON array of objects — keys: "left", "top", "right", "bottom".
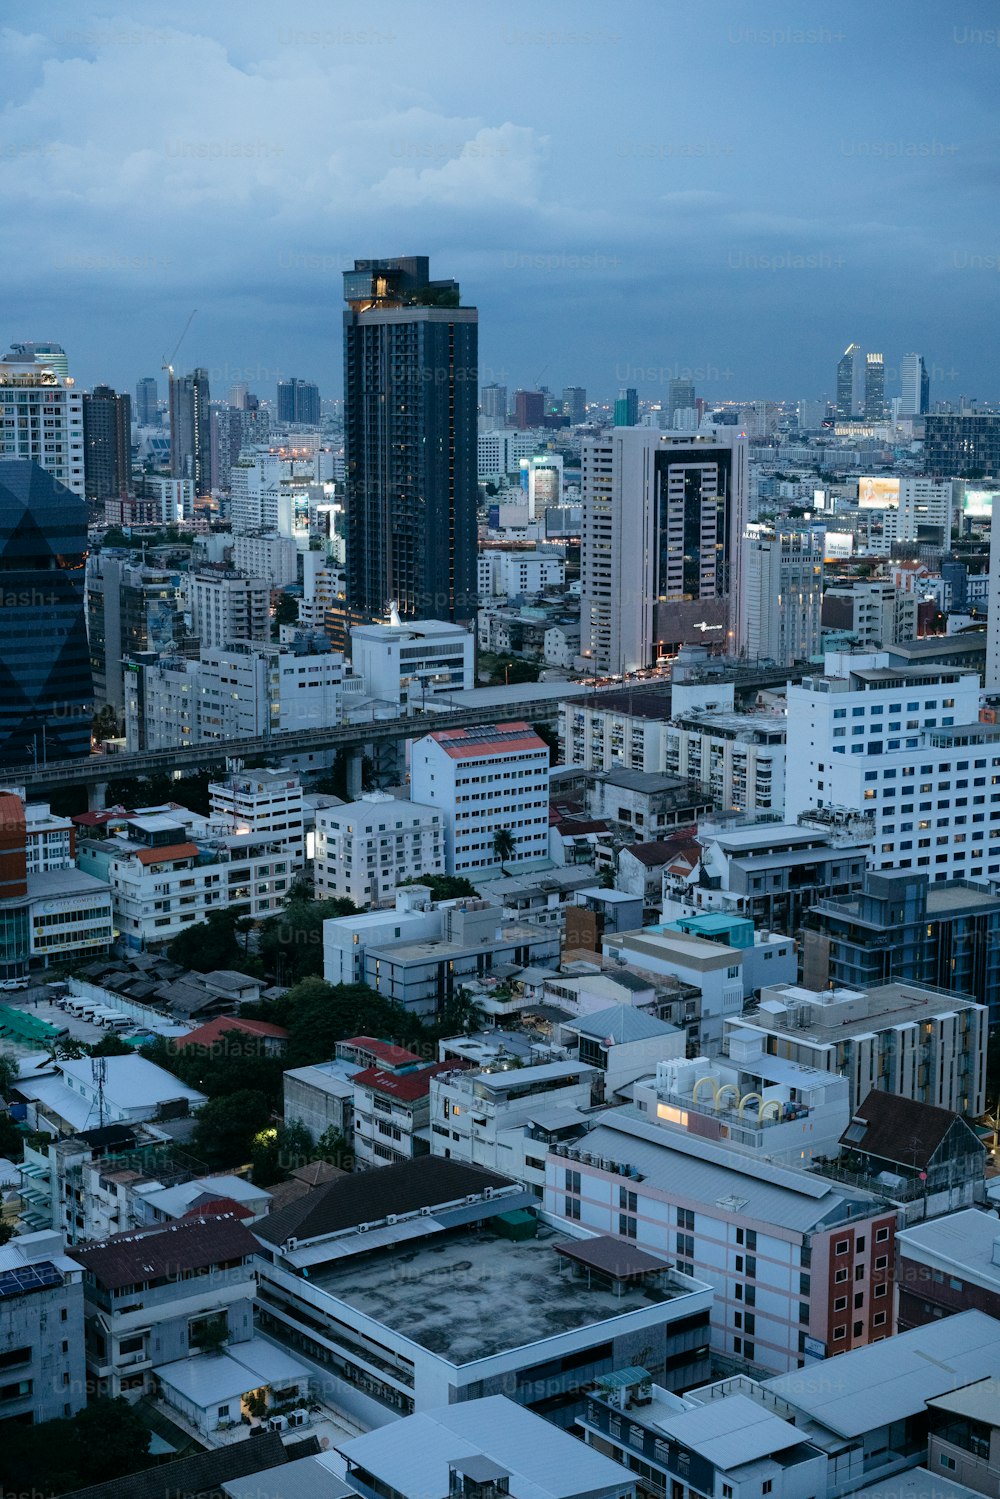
[{"left": 2, "top": 0, "right": 998, "bottom": 408}]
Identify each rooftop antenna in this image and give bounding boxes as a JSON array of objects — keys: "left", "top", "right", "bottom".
[{"left": 92, "top": 1055, "right": 108, "bottom": 1129}]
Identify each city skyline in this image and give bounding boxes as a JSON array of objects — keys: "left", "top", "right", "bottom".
[{"left": 2, "top": 0, "right": 997, "bottom": 402}]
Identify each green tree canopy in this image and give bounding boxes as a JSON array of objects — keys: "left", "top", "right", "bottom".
[{"left": 190, "top": 1089, "right": 273, "bottom": 1172}]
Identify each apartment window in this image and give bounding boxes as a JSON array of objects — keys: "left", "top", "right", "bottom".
[
  {"left": 620, "top": 1187, "right": 637, "bottom": 1212},
  {"left": 875, "top": 1226, "right": 889, "bottom": 1243},
  {"left": 763, "top": 1484, "right": 772, "bottom": 1496},
  {"left": 620, "top": 1214, "right": 638, "bottom": 1239},
  {"left": 833, "top": 1326, "right": 846, "bottom": 1341},
  {"left": 564, "top": 1169, "right": 581, "bottom": 1194},
  {"left": 835, "top": 1239, "right": 849, "bottom": 1254},
  {"left": 835, "top": 1268, "right": 848, "bottom": 1283},
  {"left": 564, "top": 1196, "right": 581, "bottom": 1220},
  {"left": 874, "top": 1311, "right": 886, "bottom": 1327},
  {"left": 834, "top": 1296, "right": 847, "bottom": 1311},
  {"left": 679, "top": 1208, "right": 695, "bottom": 1231},
  {"left": 853, "top": 1321, "right": 864, "bottom": 1337},
  {"left": 875, "top": 1255, "right": 888, "bottom": 1270}
]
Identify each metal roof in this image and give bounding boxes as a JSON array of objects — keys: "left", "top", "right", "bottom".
[
  {"left": 764, "top": 1311, "right": 1000, "bottom": 1437},
  {"left": 554, "top": 1234, "right": 672, "bottom": 1279},
  {"left": 651, "top": 1393, "right": 809, "bottom": 1470},
  {"left": 896, "top": 1209, "right": 1000, "bottom": 1293},
  {"left": 566, "top": 1004, "right": 678, "bottom": 1044}
]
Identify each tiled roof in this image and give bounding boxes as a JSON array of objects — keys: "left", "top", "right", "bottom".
[
  {"left": 339, "top": 1035, "right": 422, "bottom": 1067},
  {"left": 841, "top": 1089, "right": 978, "bottom": 1170},
  {"left": 59, "top": 1430, "right": 314, "bottom": 1499},
  {"left": 255, "top": 1156, "right": 514, "bottom": 1247},
  {"left": 427, "top": 721, "right": 547, "bottom": 758},
  {"left": 352, "top": 1058, "right": 466, "bottom": 1102},
  {"left": 68, "top": 1213, "right": 258, "bottom": 1290},
  {"left": 134, "top": 842, "right": 199, "bottom": 866},
  {"left": 177, "top": 1015, "right": 288, "bottom": 1049}
]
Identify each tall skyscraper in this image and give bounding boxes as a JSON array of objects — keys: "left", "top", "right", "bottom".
[
  {"left": 581, "top": 427, "right": 747, "bottom": 673},
  {"left": 82, "top": 386, "right": 132, "bottom": 501},
  {"left": 228, "top": 381, "right": 249, "bottom": 410},
  {"left": 900, "top": 353, "right": 930, "bottom": 417},
  {"left": 481, "top": 384, "right": 508, "bottom": 423},
  {"left": 277, "top": 378, "right": 321, "bottom": 426},
  {"left": 561, "top": 386, "right": 587, "bottom": 424},
  {"left": 514, "top": 390, "right": 545, "bottom": 429},
  {"left": 0, "top": 460, "right": 93, "bottom": 766},
  {"left": 211, "top": 404, "right": 271, "bottom": 493},
  {"left": 0, "top": 346, "right": 84, "bottom": 496},
  {"left": 614, "top": 387, "right": 638, "bottom": 426},
  {"left": 667, "top": 379, "right": 695, "bottom": 427},
  {"left": 343, "top": 256, "right": 478, "bottom": 622},
  {"left": 925, "top": 414, "right": 1000, "bottom": 478},
  {"left": 864, "top": 353, "right": 886, "bottom": 421},
  {"left": 738, "top": 526, "right": 823, "bottom": 666},
  {"left": 836, "top": 342, "right": 862, "bottom": 419},
  {"left": 135, "top": 376, "right": 159, "bottom": 426},
  {"left": 169, "top": 367, "right": 211, "bottom": 495}
]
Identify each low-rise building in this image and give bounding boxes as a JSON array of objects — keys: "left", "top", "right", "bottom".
[
  {"left": 352, "top": 1059, "right": 465, "bottom": 1170},
  {"left": 313, "top": 792, "right": 445, "bottom": 907},
  {"left": 602, "top": 928, "right": 746, "bottom": 1052},
  {"left": 14, "top": 1054, "right": 206, "bottom": 1138},
  {"left": 558, "top": 1005, "right": 685, "bottom": 1098},
  {"left": 821, "top": 580, "right": 918, "bottom": 647},
  {"left": 350, "top": 618, "right": 474, "bottom": 706},
  {"left": 252, "top": 1156, "right": 714, "bottom": 1427},
  {"left": 660, "top": 911, "right": 797, "bottom": 999},
  {"left": 69, "top": 1213, "right": 260, "bottom": 1401},
  {"left": 729, "top": 980, "right": 988, "bottom": 1117},
  {"left": 663, "top": 704, "right": 787, "bottom": 817},
  {"left": 585, "top": 769, "right": 712, "bottom": 841},
  {"left": 546, "top": 1109, "right": 897, "bottom": 1374},
  {"left": 896, "top": 1211, "right": 1000, "bottom": 1332},
  {"left": 836, "top": 1090, "right": 985, "bottom": 1221},
  {"left": 323, "top": 885, "right": 445, "bottom": 986},
  {"left": 0, "top": 1230, "right": 87, "bottom": 1425}
]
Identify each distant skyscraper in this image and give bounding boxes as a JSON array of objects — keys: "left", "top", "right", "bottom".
[
  {"left": 0, "top": 346, "right": 84, "bottom": 496},
  {"left": 667, "top": 379, "right": 695, "bottom": 426},
  {"left": 836, "top": 342, "right": 862, "bottom": 420},
  {"left": 900, "top": 354, "right": 929, "bottom": 417},
  {"left": 135, "top": 376, "right": 159, "bottom": 426},
  {"left": 228, "top": 382, "right": 249, "bottom": 410},
  {"left": 614, "top": 388, "right": 638, "bottom": 427},
  {"left": 0, "top": 461, "right": 93, "bottom": 766},
  {"left": 925, "top": 414, "right": 1000, "bottom": 478},
  {"left": 738, "top": 527, "right": 823, "bottom": 666},
  {"left": 864, "top": 353, "right": 886, "bottom": 421},
  {"left": 343, "top": 256, "right": 478, "bottom": 622},
  {"left": 561, "top": 386, "right": 587, "bottom": 425},
  {"left": 82, "top": 386, "right": 131, "bottom": 501},
  {"left": 581, "top": 427, "right": 747, "bottom": 673},
  {"left": 514, "top": 390, "right": 545, "bottom": 429},
  {"left": 277, "top": 378, "right": 321, "bottom": 426},
  {"left": 211, "top": 404, "right": 271, "bottom": 492},
  {"left": 169, "top": 367, "right": 211, "bottom": 495},
  {"left": 481, "top": 384, "right": 508, "bottom": 423}
]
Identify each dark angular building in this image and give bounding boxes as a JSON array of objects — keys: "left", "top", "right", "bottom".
[
  {"left": 169, "top": 366, "right": 211, "bottom": 495},
  {"left": 343, "top": 256, "right": 478, "bottom": 622},
  {"left": 82, "top": 384, "right": 131, "bottom": 500},
  {"left": 0, "top": 460, "right": 93, "bottom": 766},
  {"left": 924, "top": 413, "right": 1000, "bottom": 478},
  {"left": 277, "top": 377, "right": 321, "bottom": 426}
]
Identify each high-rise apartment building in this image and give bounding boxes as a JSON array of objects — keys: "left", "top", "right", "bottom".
[
  {"left": 836, "top": 342, "right": 862, "bottom": 420},
  {"left": 924, "top": 413, "right": 1000, "bottom": 477},
  {"left": 169, "top": 366, "right": 211, "bottom": 495},
  {"left": 900, "top": 353, "right": 930, "bottom": 417},
  {"left": 614, "top": 387, "right": 638, "bottom": 426},
  {"left": 0, "top": 461, "right": 93, "bottom": 766},
  {"left": 561, "top": 385, "right": 587, "bottom": 424},
  {"left": 82, "top": 385, "right": 131, "bottom": 500},
  {"left": 86, "top": 554, "right": 187, "bottom": 713},
  {"left": 513, "top": 389, "right": 544, "bottom": 429},
  {"left": 580, "top": 427, "right": 747, "bottom": 673},
  {"left": 738, "top": 526, "right": 823, "bottom": 666},
  {"left": 277, "top": 377, "right": 321, "bottom": 426},
  {"left": 0, "top": 348, "right": 84, "bottom": 496},
  {"left": 134, "top": 375, "right": 159, "bottom": 426},
  {"left": 211, "top": 403, "right": 270, "bottom": 492},
  {"left": 864, "top": 352, "right": 886, "bottom": 421},
  {"left": 187, "top": 568, "right": 270, "bottom": 650},
  {"left": 343, "top": 256, "right": 478, "bottom": 622},
  {"left": 480, "top": 383, "right": 508, "bottom": 423}
]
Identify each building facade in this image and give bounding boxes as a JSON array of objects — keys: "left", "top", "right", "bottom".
[
  {"left": 314, "top": 792, "right": 444, "bottom": 906},
  {"left": 0, "top": 350, "right": 84, "bottom": 496}
]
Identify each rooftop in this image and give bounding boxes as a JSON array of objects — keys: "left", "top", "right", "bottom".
[
  {"left": 896, "top": 1209, "right": 1000, "bottom": 1293},
  {"left": 425, "top": 721, "right": 548, "bottom": 759},
  {"left": 69, "top": 1213, "right": 258, "bottom": 1290},
  {"left": 566, "top": 1004, "right": 679, "bottom": 1044},
  {"left": 840, "top": 1090, "right": 976, "bottom": 1170},
  {"left": 928, "top": 1376, "right": 1000, "bottom": 1426},
  {"left": 338, "top": 1394, "right": 633, "bottom": 1499},
  {"left": 648, "top": 1391, "right": 809, "bottom": 1470},
  {"left": 156, "top": 1336, "right": 312, "bottom": 1410},
  {"left": 315, "top": 1220, "right": 686, "bottom": 1363},
  {"left": 764, "top": 1310, "right": 1000, "bottom": 1437}
]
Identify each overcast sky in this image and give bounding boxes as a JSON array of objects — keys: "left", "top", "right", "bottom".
[{"left": 3, "top": 0, "right": 997, "bottom": 407}]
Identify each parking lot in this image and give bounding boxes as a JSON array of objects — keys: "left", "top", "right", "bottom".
[{"left": 0, "top": 986, "right": 136, "bottom": 1048}]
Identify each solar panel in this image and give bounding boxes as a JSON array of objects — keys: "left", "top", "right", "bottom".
[{"left": 0, "top": 1260, "right": 63, "bottom": 1300}]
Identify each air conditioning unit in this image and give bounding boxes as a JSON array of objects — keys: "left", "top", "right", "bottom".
[
  {"left": 483, "top": 1187, "right": 495, "bottom": 1199},
  {"left": 466, "top": 1193, "right": 479, "bottom": 1204},
  {"left": 357, "top": 1222, "right": 371, "bottom": 1233},
  {"left": 419, "top": 1205, "right": 432, "bottom": 1216},
  {"left": 387, "top": 1214, "right": 398, "bottom": 1225},
  {"left": 288, "top": 1409, "right": 309, "bottom": 1428},
  {"left": 268, "top": 1414, "right": 288, "bottom": 1432},
  {"left": 283, "top": 1237, "right": 298, "bottom": 1253}
]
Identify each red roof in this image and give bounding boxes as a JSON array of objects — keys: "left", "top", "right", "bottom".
[
  {"left": 427, "top": 721, "right": 547, "bottom": 759},
  {"left": 177, "top": 1016, "right": 288, "bottom": 1050},
  {"left": 183, "top": 1196, "right": 253, "bottom": 1220},
  {"left": 353, "top": 1058, "right": 469, "bottom": 1103},
  {"left": 339, "top": 1035, "right": 423, "bottom": 1067},
  {"left": 135, "top": 841, "right": 199, "bottom": 866}
]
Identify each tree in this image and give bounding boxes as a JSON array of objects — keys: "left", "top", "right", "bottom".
[
  {"left": 316, "top": 1125, "right": 355, "bottom": 1172},
  {"left": 91, "top": 703, "right": 121, "bottom": 745},
  {"left": 89, "top": 1033, "right": 132, "bottom": 1057},
  {"left": 251, "top": 1119, "right": 315, "bottom": 1186},
  {"left": 492, "top": 827, "right": 516, "bottom": 874},
  {"left": 273, "top": 591, "right": 300, "bottom": 634},
  {"left": 399, "top": 873, "right": 480, "bottom": 901},
  {"left": 167, "top": 907, "right": 261, "bottom": 975},
  {"left": 256, "top": 894, "right": 357, "bottom": 987},
  {"left": 0, "top": 1053, "right": 19, "bottom": 1101},
  {"left": 1, "top": 1396, "right": 155, "bottom": 1496},
  {"left": 191, "top": 1089, "right": 272, "bottom": 1171},
  {"left": 532, "top": 720, "right": 559, "bottom": 763}
]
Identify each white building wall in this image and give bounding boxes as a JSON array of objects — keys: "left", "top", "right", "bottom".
[{"left": 314, "top": 793, "right": 445, "bottom": 907}]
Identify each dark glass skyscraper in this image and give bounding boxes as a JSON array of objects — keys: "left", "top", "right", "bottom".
[
  {"left": 169, "top": 367, "right": 211, "bottom": 495},
  {"left": 277, "top": 378, "right": 321, "bottom": 425},
  {"left": 864, "top": 353, "right": 886, "bottom": 421},
  {"left": 82, "top": 385, "right": 132, "bottom": 500},
  {"left": 836, "top": 342, "right": 861, "bottom": 419},
  {"left": 614, "top": 387, "right": 638, "bottom": 426},
  {"left": 0, "top": 460, "right": 93, "bottom": 767},
  {"left": 135, "top": 375, "right": 159, "bottom": 426},
  {"left": 343, "top": 256, "right": 478, "bottom": 622}
]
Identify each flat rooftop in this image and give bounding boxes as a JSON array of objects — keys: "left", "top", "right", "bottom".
[
  {"left": 313, "top": 1221, "right": 681, "bottom": 1364},
  {"left": 896, "top": 1209, "right": 1000, "bottom": 1292}
]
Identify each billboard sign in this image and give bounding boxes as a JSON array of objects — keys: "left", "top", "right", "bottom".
[{"left": 858, "top": 476, "right": 900, "bottom": 509}]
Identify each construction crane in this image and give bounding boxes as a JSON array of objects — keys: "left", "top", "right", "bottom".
[{"left": 161, "top": 308, "right": 197, "bottom": 379}]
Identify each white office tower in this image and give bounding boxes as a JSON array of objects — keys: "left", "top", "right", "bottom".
[
  {"left": 900, "top": 353, "right": 928, "bottom": 417},
  {"left": 314, "top": 791, "right": 445, "bottom": 905},
  {"left": 785, "top": 652, "right": 1000, "bottom": 881},
  {"left": 580, "top": 426, "right": 747, "bottom": 674},
  {"left": 410, "top": 722, "right": 550, "bottom": 875},
  {"left": 738, "top": 526, "right": 823, "bottom": 667},
  {"left": 989, "top": 518, "right": 1000, "bottom": 693},
  {"left": 0, "top": 347, "right": 84, "bottom": 495},
  {"left": 188, "top": 569, "right": 270, "bottom": 650},
  {"left": 232, "top": 533, "right": 298, "bottom": 587}
]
